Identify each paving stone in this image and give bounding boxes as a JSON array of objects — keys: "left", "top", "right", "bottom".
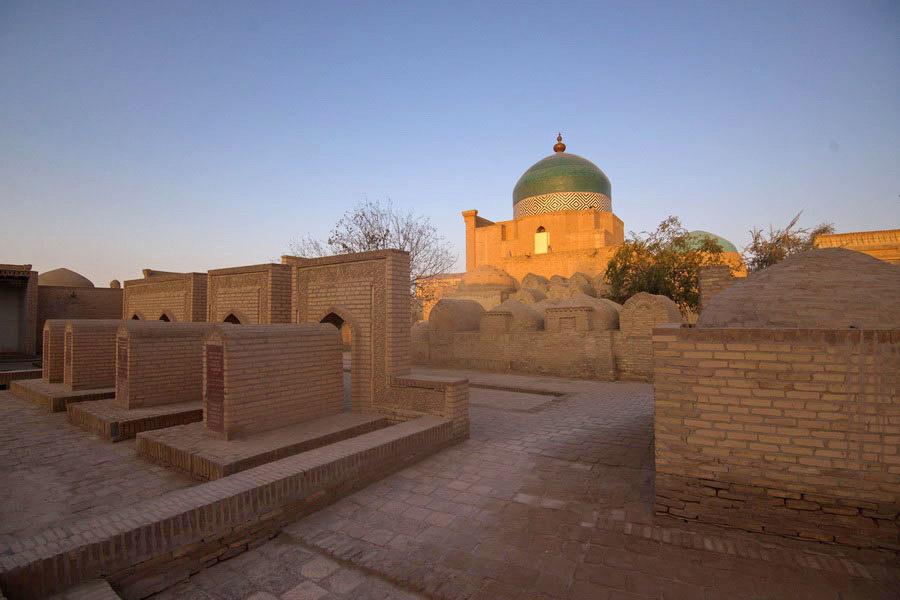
[
  {"left": 298, "top": 557, "right": 341, "bottom": 581},
  {"left": 281, "top": 580, "right": 329, "bottom": 600}
]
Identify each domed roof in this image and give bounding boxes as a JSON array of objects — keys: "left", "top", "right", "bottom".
[
  {"left": 685, "top": 231, "right": 738, "bottom": 253},
  {"left": 460, "top": 265, "right": 517, "bottom": 290},
  {"left": 513, "top": 136, "right": 611, "bottom": 206},
  {"left": 38, "top": 268, "right": 94, "bottom": 288},
  {"left": 698, "top": 248, "right": 900, "bottom": 329}
]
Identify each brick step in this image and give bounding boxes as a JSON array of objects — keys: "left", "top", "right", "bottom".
[
  {"left": 136, "top": 412, "right": 390, "bottom": 480},
  {"left": 0, "top": 369, "right": 41, "bottom": 391},
  {"left": 9, "top": 379, "right": 115, "bottom": 412},
  {"left": 67, "top": 399, "right": 204, "bottom": 442},
  {"left": 0, "top": 416, "right": 455, "bottom": 599}
]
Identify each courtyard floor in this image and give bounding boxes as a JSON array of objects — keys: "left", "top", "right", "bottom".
[{"left": 2, "top": 369, "right": 899, "bottom": 599}]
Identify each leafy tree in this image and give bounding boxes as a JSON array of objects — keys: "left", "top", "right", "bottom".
[
  {"left": 289, "top": 198, "right": 457, "bottom": 293},
  {"left": 604, "top": 216, "right": 733, "bottom": 314},
  {"left": 743, "top": 212, "right": 834, "bottom": 273}
]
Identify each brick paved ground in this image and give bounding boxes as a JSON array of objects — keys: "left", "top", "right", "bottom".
[
  {"left": 0, "top": 389, "right": 195, "bottom": 538},
  {"left": 154, "top": 371, "right": 900, "bottom": 599}
]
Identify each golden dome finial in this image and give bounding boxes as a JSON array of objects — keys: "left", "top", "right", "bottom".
[{"left": 553, "top": 133, "right": 566, "bottom": 153}]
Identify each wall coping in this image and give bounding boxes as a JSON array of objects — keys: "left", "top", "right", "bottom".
[{"left": 652, "top": 324, "right": 900, "bottom": 343}]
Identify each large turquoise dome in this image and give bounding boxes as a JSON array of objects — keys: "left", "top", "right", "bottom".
[
  {"left": 512, "top": 136, "right": 612, "bottom": 218},
  {"left": 685, "top": 230, "right": 738, "bottom": 253}
]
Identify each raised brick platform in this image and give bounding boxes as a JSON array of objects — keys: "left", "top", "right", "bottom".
[
  {"left": 67, "top": 399, "right": 203, "bottom": 442},
  {"left": 9, "top": 379, "right": 115, "bottom": 412},
  {"left": 0, "top": 416, "right": 454, "bottom": 599},
  {"left": 136, "top": 412, "right": 389, "bottom": 480},
  {"left": 0, "top": 369, "right": 41, "bottom": 390}
]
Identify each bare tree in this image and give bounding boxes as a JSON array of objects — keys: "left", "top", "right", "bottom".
[
  {"left": 289, "top": 199, "right": 457, "bottom": 290},
  {"left": 743, "top": 212, "right": 834, "bottom": 273}
]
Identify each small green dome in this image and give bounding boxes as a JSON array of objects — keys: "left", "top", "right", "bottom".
[
  {"left": 513, "top": 152, "right": 612, "bottom": 206},
  {"left": 685, "top": 231, "right": 738, "bottom": 253}
]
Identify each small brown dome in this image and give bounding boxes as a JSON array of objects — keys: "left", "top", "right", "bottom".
[
  {"left": 38, "top": 268, "right": 94, "bottom": 288},
  {"left": 483, "top": 299, "right": 544, "bottom": 331},
  {"left": 109, "top": 279, "right": 121, "bottom": 289},
  {"left": 429, "top": 299, "right": 485, "bottom": 332},
  {"left": 460, "top": 265, "right": 517, "bottom": 290}
]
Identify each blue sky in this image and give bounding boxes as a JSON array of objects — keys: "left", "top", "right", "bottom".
[{"left": 1, "top": 0, "right": 898, "bottom": 286}]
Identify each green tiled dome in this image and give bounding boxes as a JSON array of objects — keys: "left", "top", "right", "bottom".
[
  {"left": 513, "top": 152, "right": 612, "bottom": 206},
  {"left": 684, "top": 230, "right": 739, "bottom": 253}
]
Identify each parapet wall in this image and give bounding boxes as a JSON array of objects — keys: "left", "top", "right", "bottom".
[
  {"left": 123, "top": 273, "right": 207, "bottom": 322},
  {"left": 207, "top": 263, "right": 292, "bottom": 324},
  {"left": 653, "top": 325, "right": 900, "bottom": 549},
  {"left": 116, "top": 321, "right": 212, "bottom": 409}
]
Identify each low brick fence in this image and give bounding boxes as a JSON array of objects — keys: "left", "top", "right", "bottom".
[
  {"left": 42, "top": 320, "right": 67, "bottom": 383},
  {"left": 387, "top": 376, "right": 470, "bottom": 440},
  {"left": 653, "top": 325, "right": 900, "bottom": 549}
]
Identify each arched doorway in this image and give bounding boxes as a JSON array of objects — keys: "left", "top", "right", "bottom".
[
  {"left": 223, "top": 313, "right": 241, "bottom": 324},
  {"left": 320, "top": 311, "right": 351, "bottom": 412},
  {"left": 159, "top": 314, "right": 170, "bottom": 322},
  {"left": 535, "top": 226, "right": 549, "bottom": 254},
  {"left": 131, "top": 315, "right": 140, "bottom": 320}
]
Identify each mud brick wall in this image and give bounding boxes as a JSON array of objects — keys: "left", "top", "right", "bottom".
[
  {"left": 653, "top": 325, "right": 900, "bottom": 549},
  {"left": 36, "top": 287, "right": 122, "bottom": 347},
  {"left": 615, "top": 292, "right": 684, "bottom": 381},
  {"left": 387, "top": 376, "right": 469, "bottom": 439},
  {"left": 123, "top": 273, "right": 207, "bottom": 322},
  {"left": 417, "top": 330, "right": 617, "bottom": 380},
  {"left": 207, "top": 263, "right": 292, "bottom": 324},
  {"left": 203, "top": 324, "right": 342, "bottom": 439},
  {"left": 116, "top": 321, "right": 212, "bottom": 409},
  {"left": 42, "top": 320, "right": 67, "bottom": 383},
  {"left": 698, "top": 265, "right": 737, "bottom": 311},
  {"left": 64, "top": 320, "right": 122, "bottom": 391}
]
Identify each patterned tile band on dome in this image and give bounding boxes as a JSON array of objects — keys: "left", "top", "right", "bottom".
[{"left": 513, "top": 192, "right": 611, "bottom": 218}]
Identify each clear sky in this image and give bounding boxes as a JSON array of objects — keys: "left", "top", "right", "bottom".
[{"left": 2, "top": 0, "right": 898, "bottom": 286}]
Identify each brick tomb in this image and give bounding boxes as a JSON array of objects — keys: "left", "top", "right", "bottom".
[
  {"left": 67, "top": 322, "right": 208, "bottom": 441},
  {"left": 10, "top": 319, "right": 119, "bottom": 411},
  {"left": 137, "top": 324, "right": 390, "bottom": 479}
]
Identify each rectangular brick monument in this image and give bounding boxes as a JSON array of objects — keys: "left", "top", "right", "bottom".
[
  {"left": 67, "top": 321, "right": 209, "bottom": 441},
  {"left": 203, "top": 323, "right": 343, "bottom": 439},
  {"left": 11, "top": 319, "right": 119, "bottom": 410}
]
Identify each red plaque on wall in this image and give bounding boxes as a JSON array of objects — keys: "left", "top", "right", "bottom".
[{"left": 206, "top": 344, "right": 225, "bottom": 433}]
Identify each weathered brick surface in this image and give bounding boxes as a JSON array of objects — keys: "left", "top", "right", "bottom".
[
  {"left": 203, "top": 324, "right": 343, "bottom": 439},
  {"left": 42, "top": 320, "right": 67, "bottom": 383},
  {"left": 206, "top": 263, "right": 292, "bottom": 324},
  {"left": 0, "top": 369, "right": 40, "bottom": 389},
  {"left": 68, "top": 399, "right": 202, "bottom": 442},
  {"left": 122, "top": 272, "right": 207, "bottom": 322},
  {"left": 10, "top": 379, "right": 115, "bottom": 412},
  {"left": 115, "top": 321, "right": 212, "bottom": 409},
  {"left": 63, "top": 320, "right": 122, "bottom": 392},
  {"left": 653, "top": 325, "right": 900, "bottom": 549}
]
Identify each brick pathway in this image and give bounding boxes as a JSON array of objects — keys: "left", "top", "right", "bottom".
[
  {"left": 154, "top": 372, "right": 900, "bottom": 599},
  {"left": 0, "top": 390, "right": 195, "bottom": 538}
]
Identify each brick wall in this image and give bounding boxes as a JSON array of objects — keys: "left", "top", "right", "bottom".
[
  {"left": 616, "top": 292, "right": 684, "bottom": 381},
  {"left": 36, "top": 287, "right": 122, "bottom": 351},
  {"left": 388, "top": 376, "right": 469, "bottom": 440},
  {"left": 203, "top": 324, "right": 343, "bottom": 439},
  {"left": 123, "top": 273, "right": 207, "bottom": 322},
  {"left": 206, "top": 264, "right": 292, "bottom": 324},
  {"left": 42, "top": 320, "right": 66, "bottom": 383},
  {"left": 698, "top": 265, "right": 737, "bottom": 312},
  {"left": 64, "top": 320, "right": 122, "bottom": 391},
  {"left": 116, "top": 321, "right": 212, "bottom": 409},
  {"left": 417, "top": 329, "right": 617, "bottom": 380},
  {"left": 653, "top": 325, "right": 900, "bottom": 549}
]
